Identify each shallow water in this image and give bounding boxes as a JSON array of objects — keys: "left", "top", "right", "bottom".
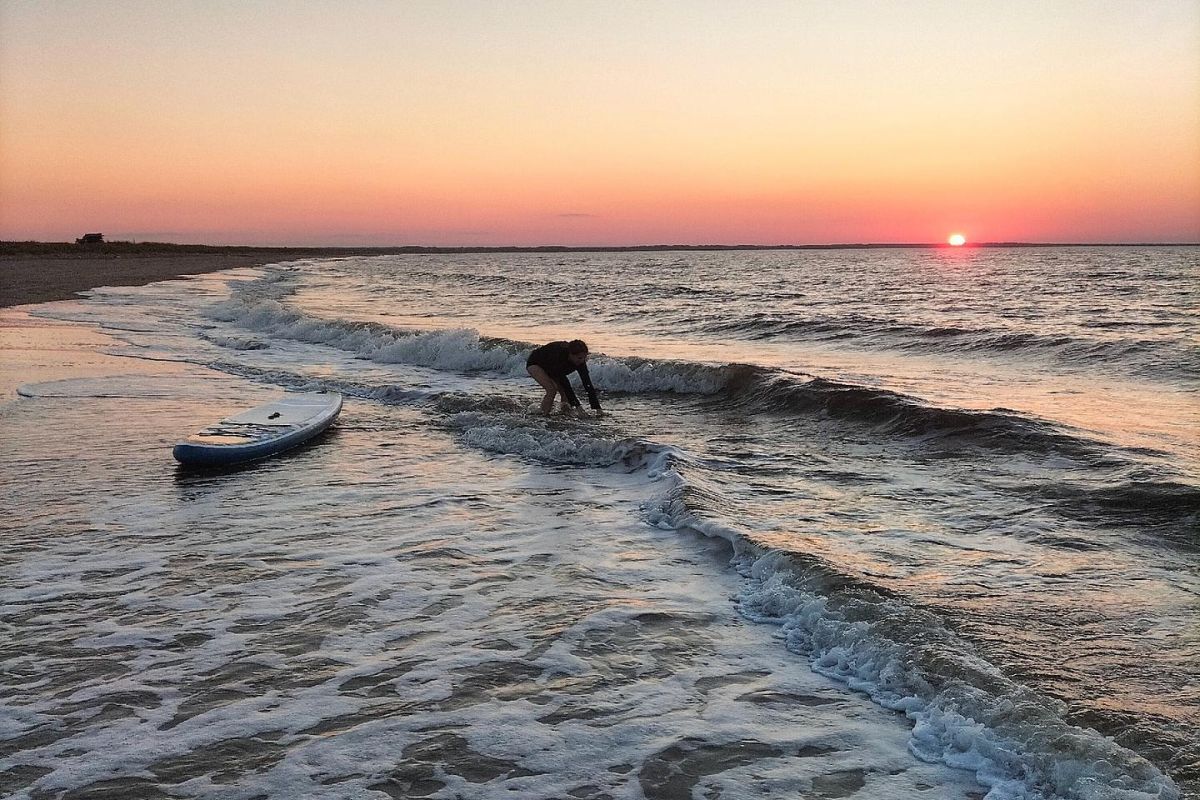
[
  {"left": 1, "top": 377, "right": 987, "bottom": 800},
  {"left": 2, "top": 246, "right": 1197, "bottom": 799}
]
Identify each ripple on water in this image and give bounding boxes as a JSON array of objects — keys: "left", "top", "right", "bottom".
[{"left": 1, "top": 395, "right": 988, "bottom": 799}]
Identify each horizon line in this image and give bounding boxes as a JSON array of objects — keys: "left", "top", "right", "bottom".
[{"left": 4, "top": 240, "right": 1199, "bottom": 254}]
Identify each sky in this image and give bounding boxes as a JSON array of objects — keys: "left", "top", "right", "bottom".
[{"left": 1, "top": 0, "right": 1198, "bottom": 246}]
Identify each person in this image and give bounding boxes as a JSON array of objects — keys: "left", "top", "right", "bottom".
[{"left": 526, "top": 339, "right": 602, "bottom": 416}]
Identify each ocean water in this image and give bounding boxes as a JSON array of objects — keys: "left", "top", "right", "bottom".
[{"left": 1, "top": 246, "right": 1196, "bottom": 800}]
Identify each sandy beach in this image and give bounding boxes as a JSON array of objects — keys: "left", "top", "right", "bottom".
[
  {"left": 0, "top": 247, "right": 391, "bottom": 308},
  {"left": 0, "top": 248, "right": 325, "bottom": 400}
]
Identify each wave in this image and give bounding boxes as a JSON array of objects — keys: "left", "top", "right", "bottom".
[
  {"left": 1036, "top": 478, "right": 1200, "bottom": 534},
  {"left": 408, "top": 384, "right": 1192, "bottom": 795},
  {"left": 207, "top": 288, "right": 751, "bottom": 395},
  {"left": 64, "top": 264, "right": 1186, "bottom": 795},
  {"left": 643, "top": 467, "right": 1181, "bottom": 800},
  {"left": 336, "top": 371, "right": 1185, "bottom": 796},
  {"left": 202, "top": 271, "right": 1182, "bottom": 472},
  {"left": 199, "top": 332, "right": 269, "bottom": 351},
  {"left": 202, "top": 351, "right": 1196, "bottom": 552},
  {"left": 207, "top": 281, "right": 1128, "bottom": 463},
  {"left": 696, "top": 313, "right": 1197, "bottom": 380},
  {"left": 200, "top": 362, "right": 440, "bottom": 406},
  {"left": 440, "top": 407, "right": 673, "bottom": 471},
  {"left": 722, "top": 375, "right": 1105, "bottom": 458}
]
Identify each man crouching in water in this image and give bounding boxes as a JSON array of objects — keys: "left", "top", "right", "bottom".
[{"left": 526, "top": 339, "right": 603, "bottom": 416}]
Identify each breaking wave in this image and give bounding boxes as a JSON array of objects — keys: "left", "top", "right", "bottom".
[
  {"left": 403, "top": 394, "right": 1184, "bottom": 799},
  {"left": 208, "top": 284, "right": 1134, "bottom": 465},
  {"left": 642, "top": 465, "right": 1180, "bottom": 800},
  {"left": 207, "top": 288, "right": 754, "bottom": 395}
]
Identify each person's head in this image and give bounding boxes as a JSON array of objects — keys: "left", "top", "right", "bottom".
[{"left": 567, "top": 339, "right": 589, "bottom": 365}]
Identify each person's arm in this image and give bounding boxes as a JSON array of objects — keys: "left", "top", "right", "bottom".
[
  {"left": 554, "top": 373, "right": 581, "bottom": 407},
  {"left": 577, "top": 364, "right": 601, "bottom": 411}
]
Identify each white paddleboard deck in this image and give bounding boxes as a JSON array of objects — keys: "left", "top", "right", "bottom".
[
  {"left": 223, "top": 394, "right": 343, "bottom": 426},
  {"left": 173, "top": 392, "right": 343, "bottom": 466}
]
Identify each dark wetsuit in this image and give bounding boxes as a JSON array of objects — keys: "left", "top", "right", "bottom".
[{"left": 527, "top": 341, "right": 601, "bottom": 410}]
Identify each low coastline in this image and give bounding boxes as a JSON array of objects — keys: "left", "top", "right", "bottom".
[
  {"left": 0, "top": 246, "right": 387, "bottom": 308},
  {"left": 5, "top": 240, "right": 1192, "bottom": 309}
]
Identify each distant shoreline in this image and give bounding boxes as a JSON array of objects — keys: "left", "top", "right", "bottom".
[
  {"left": 3, "top": 240, "right": 1197, "bottom": 257},
  {"left": 2, "top": 239, "right": 1195, "bottom": 308}
]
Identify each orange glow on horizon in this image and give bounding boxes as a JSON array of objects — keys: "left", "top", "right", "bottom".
[
  {"left": 948, "top": 234, "right": 967, "bottom": 246},
  {"left": 1, "top": 3, "right": 1198, "bottom": 246}
]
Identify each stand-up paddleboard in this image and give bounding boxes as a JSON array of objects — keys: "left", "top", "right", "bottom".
[{"left": 173, "top": 392, "right": 342, "bottom": 467}]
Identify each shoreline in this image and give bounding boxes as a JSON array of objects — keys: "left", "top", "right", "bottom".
[
  {"left": 0, "top": 249, "right": 368, "bottom": 308},
  {"left": 0, "top": 308, "right": 177, "bottom": 402},
  {"left": 3, "top": 240, "right": 1196, "bottom": 309}
]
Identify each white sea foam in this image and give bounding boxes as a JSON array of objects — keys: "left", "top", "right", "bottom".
[
  {"left": 15, "top": 374, "right": 220, "bottom": 399},
  {"left": 1, "top": 402, "right": 989, "bottom": 799},
  {"left": 208, "top": 274, "right": 741, "bottom": 395},
  {"left": 200, "top": 332, "right": 269, "bottom": 351},
  {"left": 429, "top": 403, "right": 1179, "bottom": 797},
  {"left": 443, "top": 410, "right": 672, "bottom": 470},
  {"left": 642, "top": 468, "right": 1182, "bottom": 800}
]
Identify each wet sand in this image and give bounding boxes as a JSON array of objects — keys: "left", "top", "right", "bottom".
[
  {"left": 0, "top": 250, "right": 367, "bottom": 308},
  {"left": 0, "top": 310, "right": 159, "bottom": 400},
  {"left": 1, "top": 249, "right": 298, "bottom": 399}
]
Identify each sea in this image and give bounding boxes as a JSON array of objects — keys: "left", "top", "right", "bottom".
[{"left": 1, "top": 246, "right": 1196, "bottom": 800}]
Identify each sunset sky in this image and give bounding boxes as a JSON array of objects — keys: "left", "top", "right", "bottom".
[{"left": 2, "top": 1, "right": 1198, "bottom": 246}]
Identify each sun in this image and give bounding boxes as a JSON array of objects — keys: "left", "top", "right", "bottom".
[{"left": 948, "top": 233, "right": 967, "bottom": 246}]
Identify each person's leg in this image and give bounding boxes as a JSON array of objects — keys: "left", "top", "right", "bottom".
[{"left": 527, "top": 365, "right": 558, "bottom": 414}]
